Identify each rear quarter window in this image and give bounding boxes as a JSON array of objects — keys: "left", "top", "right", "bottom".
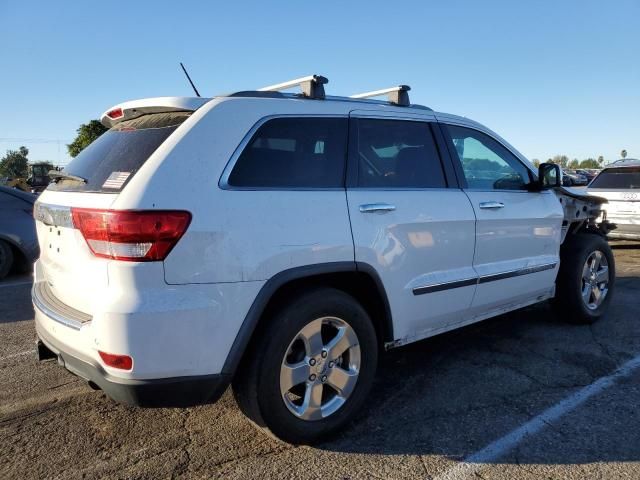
[
  {"left": 48, "top": 112, "right": 191, "bottom": 193},
  {"left": 226, "top": 117, "right": 348, "bottom": 188}
]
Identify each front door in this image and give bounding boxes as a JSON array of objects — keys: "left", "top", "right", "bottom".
[
  {"left": 346, "top": 112, "right": 477, "bottom": 343},
  {"left": 440, "top": 122, "right": 564, "bottom": 316}
]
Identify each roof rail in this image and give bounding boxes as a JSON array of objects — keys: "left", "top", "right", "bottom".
[
  {"left": 257, "top": 74, "right": 328, "bottom": 100},
  {"left": 350, "top": 85, "right": 411, "bottom": 106}
]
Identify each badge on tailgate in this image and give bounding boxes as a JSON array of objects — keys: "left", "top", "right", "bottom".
[{"left": 34, "top": 203, "right": 74, "bottom": 228}]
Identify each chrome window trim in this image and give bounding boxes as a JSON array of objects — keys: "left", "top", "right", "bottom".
[
  {"left": 347, "top": 111, "right": 437, "bottom": 122},
  {"left": 347, "top": 187, "right": 455, "bottom": 192},
  {"left": 218, "top": 114, "right": 349, "bottom": 191}
]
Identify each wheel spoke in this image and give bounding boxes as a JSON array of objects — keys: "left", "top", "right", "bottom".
[
  {"left": 326, "top": 326, "right": 358, "bottom": 360},
  {"left": 595, "top": 266, "right": 609, "bottom": 284},
  {"left": 582, "top": 262, "right": 591, "bottom": 281},
  {"left": 592, "top": 286, "right": 602, "bottom": 305},
  {"left": 582, "top": 284, "right": 592, "bottom": 304},
  {"left": 592, "top": 251, "right": 602, "bottom": 271},
  {"left": 300, "top": 382, "right": 324, "bottom": 420},
  {"left": 280, "top": 361, "right": 310, "bottom": 392},
  {"left": 326, "top": 367, "right": 358, "bottom": 399},
  {"left": 299, "top": 319, "right": 324, "bottom": 357}
]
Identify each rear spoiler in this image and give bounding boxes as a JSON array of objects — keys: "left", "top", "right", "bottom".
[{"left": 100, "top": 96, "right": 211, "bottom": 128}]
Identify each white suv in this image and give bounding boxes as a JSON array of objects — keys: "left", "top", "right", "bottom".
[
  {"left": 33, "top": 75, "right": 615, "bottom": 444},
  {"left": 588, "top": 161, "right": 640, "bottom": 240}
]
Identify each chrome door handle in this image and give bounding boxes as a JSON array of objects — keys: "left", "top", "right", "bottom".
[
  {"left": 359, "top": 203, "right": 396, "bottom": 213},
  {"left": 479, "top": 201, "right": 505, "bottom": 209}
]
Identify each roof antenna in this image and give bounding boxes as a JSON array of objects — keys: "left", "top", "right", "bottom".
[{"left": 180, "top": 62, "right": 201, "bottom": 97}]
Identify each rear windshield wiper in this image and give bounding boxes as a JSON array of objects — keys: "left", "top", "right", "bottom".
[{"left": 49, "top": 170, "right": 87, "bottom": 183}]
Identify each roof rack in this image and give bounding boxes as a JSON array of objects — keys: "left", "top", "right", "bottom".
[
  {"left": 257, "top": 74, "right": 328, "bottom": 100},
  {"left": 350, "top": 85, "right": 411, "bottom": 106}
]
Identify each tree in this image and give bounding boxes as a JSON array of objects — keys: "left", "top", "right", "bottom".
[
  {"left": 531, "top": 159, "right": 541, "bottom": 168},
  {"left": 550, "top": 155, "right": 569, "bottom": 168},
  {"left": 579, "top": 158, "right": 600, "bottom": 169},
  {"left": 67, "top": 120, "right": 108, "bottom": 158},
  {"left": 621, "top": 149, "right": 628, "bottom": 159},
  {"left": 0, "top": 146, "right": 29, "bottom": 178},
  {"left": 568, "top": 159, "right": 580, "bottom": 169},
  {"left": 598, "top": 155, "right": 604, "bottom": 165}
]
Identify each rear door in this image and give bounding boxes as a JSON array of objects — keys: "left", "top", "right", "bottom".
[
  {"left": 346, "top": 111, "right": 477, "bottom": 342},
  {"left": 439, "top": 122, "right": 563, "bottom": 315}
]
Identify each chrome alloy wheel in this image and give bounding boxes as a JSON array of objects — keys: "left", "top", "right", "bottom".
[
  {"left": 279, "top": 317, "right": 361, "bottom": 421},
  {"left": 581, "top": 250, "right": 609, "bottom": 310}
]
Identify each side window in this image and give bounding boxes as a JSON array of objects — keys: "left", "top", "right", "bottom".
[
  {"left": 356, "top": 119, "right": 447, "bottom": 188},
  {"left": 445, "top": 125, "right": 531, "bottom": 191},
  {"left": 227, "top": 117, "right": 347, "bottom": 188}
]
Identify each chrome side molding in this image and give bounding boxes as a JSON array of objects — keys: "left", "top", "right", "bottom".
[{"left": 413, "top": 263, "right": 557, "bottom": 295}]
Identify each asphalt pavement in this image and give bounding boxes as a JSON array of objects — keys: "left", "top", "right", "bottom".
[{"left": 1, "top": 244, "right": 639, "bottom": 479}]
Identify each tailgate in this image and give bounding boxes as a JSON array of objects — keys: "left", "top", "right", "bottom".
[
  {"left": 589, "top": 190, "right": 640, "bottom": 222},
  {"left": 34, "top": 109, "right": 198, "bottom": 314},
  {"left": 35, "top": 191, "right": 116, "bottom": 315}
]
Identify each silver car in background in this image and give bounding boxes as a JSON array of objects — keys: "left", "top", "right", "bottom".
[{"left": 588, "top": 161, "right": 640, "bottom": 240}]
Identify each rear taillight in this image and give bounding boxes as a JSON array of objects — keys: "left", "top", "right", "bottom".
[
  {"left": 71, "top": 209, "right": 191, "bottom": 262},
  {"left": 99, "top": 351, "right": 133, "bottom": 370}
]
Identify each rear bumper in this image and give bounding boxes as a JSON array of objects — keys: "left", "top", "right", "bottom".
[{"left": 36, "top": 327, "right": 229, "bottom": 407}]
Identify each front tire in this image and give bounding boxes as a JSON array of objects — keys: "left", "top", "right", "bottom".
[
  {"left": 232, "top": 288, "right": 378, "bottom": 444},
  {"left": 554, "top": 233, "right": 615, "bottom": 324}
]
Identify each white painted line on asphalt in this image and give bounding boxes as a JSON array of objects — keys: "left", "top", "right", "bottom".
[
  {"left": 0, "top": 350, "right": 33, "bottom": 362},
  {"left": 435, "top": 353, "right": 640, "bottom": 480},
  {"left": 0, "top": 279, "right": 33, "bottom": 288}
]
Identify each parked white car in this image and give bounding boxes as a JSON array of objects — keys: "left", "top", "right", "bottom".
[
  {"left": 588, "top": 161, "right": 640, "bottom": 240},
  {"left": 33, "top": 75, "right": 615, "bottom": 444}
]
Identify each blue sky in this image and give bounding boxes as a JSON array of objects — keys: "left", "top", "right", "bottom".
[{"left": 1, "top": 0, "right": 638, "bottom": 165}]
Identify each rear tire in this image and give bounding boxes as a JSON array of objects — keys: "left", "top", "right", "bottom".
[
  {"left": 232, "top": 288, "right": 378, "bottom": 444},
  {"left": 554, "top": 233, "right": 615, "bottom": 324},
  {"left": 0, "top": 240, "right": 14, "bottom": 279}
]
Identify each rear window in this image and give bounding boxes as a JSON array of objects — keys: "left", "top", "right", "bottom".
[
  {"left": 227, "top": 117, "right": 347, "bottom": 188},
  {"left": 590, "top": 168, "right": 640, "bottom": 189},
  {"left": 48, "top": 112, "right": 191, "bottom": 192}
]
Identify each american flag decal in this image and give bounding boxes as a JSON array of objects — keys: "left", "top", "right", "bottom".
[{"left": 102, "top": 171, "right": 131, "bottom": 189}]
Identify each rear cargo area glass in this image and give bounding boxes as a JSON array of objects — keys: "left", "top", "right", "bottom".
[
  {"left": 48, "top": 112, "right": 191, "bottom": 193},
  {"left": 590, "top": 168, "right": 640, "bottom": 189}
]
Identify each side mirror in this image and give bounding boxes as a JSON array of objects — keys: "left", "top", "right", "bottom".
[{"left": 538, "top": 163, "right": 561, "bottom": 189}]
